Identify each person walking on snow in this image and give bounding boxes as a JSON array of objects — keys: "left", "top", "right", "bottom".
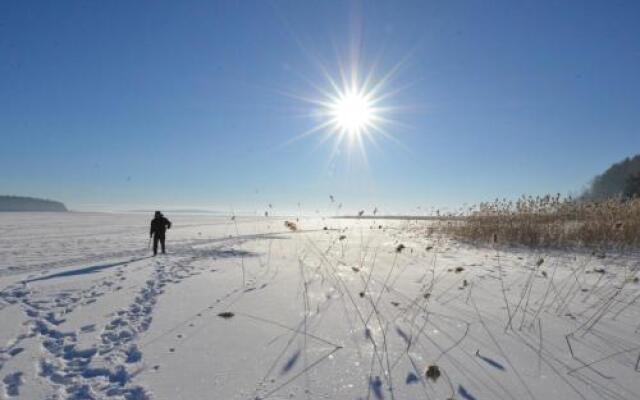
[{"left": 150, "top": 211, "right": 171, "bottom": 255}]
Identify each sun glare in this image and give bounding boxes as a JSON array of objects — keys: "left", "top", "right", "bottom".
[
  {"left": 330, "top": 91, "right": 375, "bottom": 136},
  {"left": 282, "top": 51, "right": 410, "bottom": 162}
]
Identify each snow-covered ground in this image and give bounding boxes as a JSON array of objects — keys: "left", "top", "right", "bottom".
[{"left": 1, "top": 212, "right": 639, "bottom": 400}]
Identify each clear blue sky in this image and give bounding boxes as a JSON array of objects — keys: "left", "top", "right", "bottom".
[{"left": 2, "top": 1, "right": 639, "bottom": 213}]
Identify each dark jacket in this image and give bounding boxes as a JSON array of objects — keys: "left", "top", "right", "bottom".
[{"left": 150, "top": 216, "right": 171, "bottom": 237}]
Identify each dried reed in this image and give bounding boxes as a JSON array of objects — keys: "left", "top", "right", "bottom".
[{"left": 443, "top": 195, "right": 640, "bottom": 248}]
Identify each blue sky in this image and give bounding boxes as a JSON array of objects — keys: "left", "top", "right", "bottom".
[{"left": 1, "top": 1, "right": 639, "bottom": 213}]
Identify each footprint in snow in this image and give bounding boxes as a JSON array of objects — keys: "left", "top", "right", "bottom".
[
  {"left": 2, "top": 371, "right": 23, "bottom": 397},
  {"left": 8, "top": 348, "right": 24, "bottom": 357}
]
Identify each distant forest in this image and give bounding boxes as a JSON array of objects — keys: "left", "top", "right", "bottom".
[
  {"left": 583, "top": 154, "right": 640, "bottom": 200},
  {"left": 0, "top": 196, "right": 68, "bottom": 212}
]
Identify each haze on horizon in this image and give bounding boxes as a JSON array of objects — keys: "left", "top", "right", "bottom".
[{"left": 2, "top": 1, "right": 640, "bottom": 213}]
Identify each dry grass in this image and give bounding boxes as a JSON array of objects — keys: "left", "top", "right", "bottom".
[{"left": 443, "top": 194, "right": 640, "bottom": 249}]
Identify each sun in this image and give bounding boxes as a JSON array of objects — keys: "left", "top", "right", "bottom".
[
  {"left": 280, "top": 53, "right": 409, "bottom": 162},
  {"left": 329, "top": 90, "right": 375, "bottom": 136}
]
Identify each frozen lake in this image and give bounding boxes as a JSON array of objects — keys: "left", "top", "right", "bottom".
[{"left": 1, "top": 212, "right": 639, "bottom": 399}]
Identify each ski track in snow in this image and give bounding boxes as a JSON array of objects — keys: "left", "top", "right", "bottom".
[{"left": 0, "top": 214, "right": 639, "bottom": 400}]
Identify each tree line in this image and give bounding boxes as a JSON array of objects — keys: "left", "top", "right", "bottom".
[{"left": 583, "top": 154, "right": 640, "bottom": 200}]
